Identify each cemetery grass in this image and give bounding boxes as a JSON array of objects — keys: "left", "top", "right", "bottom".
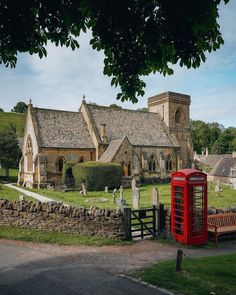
[
  {"left": 0, "top": 183, "right": 34, "bottom": 202},
  {"left": 134, "top": 253, "right": 236, "bottom": 295},
  {"left": 22, "top": 183, "right": 236, "bottom": 209},
  {"left": 0, "top": 225, "right": 131, "bottom": 246}
]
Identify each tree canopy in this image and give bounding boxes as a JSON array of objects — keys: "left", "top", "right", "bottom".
[
  {"left": 191, "top": 120, "right": 236, "bottom": 154},
  {"left": 0, "top": 0, "right": 229, "bottom": 103},
  {"left": 11, "top": 102, "right": 27, "bottom": 113},
  {"left": 0, "top": 124, "right": 21, "bottom": 176},
  {"left": 0, "top": 108, "right": 4, "bottom": 112}
]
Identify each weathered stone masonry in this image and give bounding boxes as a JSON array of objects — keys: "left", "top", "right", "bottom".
[{"left": 0, "top": 200, "right": 125, "bottom": 240}]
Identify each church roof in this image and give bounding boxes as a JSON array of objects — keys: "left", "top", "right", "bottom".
[
  {"left": 209, "top": 156, "right": 236, "bottom": 178},
  {"left": 32, "top": 108, "right": 95, "bottom": 149},
  {"left": 86, "top": 104, "right": 176, "bottom": 147}
]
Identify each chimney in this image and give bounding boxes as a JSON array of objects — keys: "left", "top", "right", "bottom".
[{"left": 101, "top": 124, "right": 107, "bottom": 143}]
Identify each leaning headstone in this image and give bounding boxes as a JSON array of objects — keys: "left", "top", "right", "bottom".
[
  {"left": 131, "top": 178, "right": 136, "bottom": 191},
  {"left": 112, "top": 188, "right": 117, "bottom": 203},
  {"left": 19, "top": 195, "right": 25, "bottom": 202},
  {"left": 81, "top": 183, "right": 87, "bottom": 196},
  {"left": 151, "top": 187, "right": 159, "bottom": 206},
  {"left": 132, "top": 186, "right": 140, "bottom": 209}
]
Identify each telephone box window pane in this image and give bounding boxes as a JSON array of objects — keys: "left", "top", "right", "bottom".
[
  {"left": 191, "top": 185, "right": 205, "bottom": 236},
  {"left": 173, "top": 186, "right": 184, "bottom": 235}
]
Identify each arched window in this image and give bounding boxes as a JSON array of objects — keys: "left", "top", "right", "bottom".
[
  {"left": 166, "top": 155, "right": 173, "bottom": 171},
  {"left": 26, "top": 136, "right": 33, "bottom": 172},
  {"left": 148, "top": 154, "right": 157, "bottom": 172},
  {"left": 56, "top": 156, "right": 64, "bottom": 172},
  {"left": 78, "top": 157, "right": 85, "bottom": 163},
  {"left": 121, "top": 161, "right": 132, "bottom": 177},
  {"left": 128, "top": 162, "right": 132, "bottom": 176},
  {"left": 175, "top": 108, "right": 181, "bottom": 124}
]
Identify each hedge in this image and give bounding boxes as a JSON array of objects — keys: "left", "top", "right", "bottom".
[{"left": 72, "top": 162, "right": 123, "bottom": 191}]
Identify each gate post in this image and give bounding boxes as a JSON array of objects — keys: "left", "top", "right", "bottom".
[
  {"left": 123, "top": 207, "right": 131, "bottom": 240},
  {"left": 158, "top": 204, "right": 165, "bottom": 233},
  {"left": 153, "top": 205, "right": 157, "bottom": 238}
]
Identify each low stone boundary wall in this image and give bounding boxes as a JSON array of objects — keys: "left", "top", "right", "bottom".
[{"left": 0, "top": 199, "right": 125, "bottom": 239}]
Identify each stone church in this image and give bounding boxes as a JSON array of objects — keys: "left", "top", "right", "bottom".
[{"left": 18, "top": 91, "right": 193, "bottom": 188}]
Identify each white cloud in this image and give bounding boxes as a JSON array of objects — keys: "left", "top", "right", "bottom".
[{"left": 0, "top": 1, "right": 235, "bottom": 128}]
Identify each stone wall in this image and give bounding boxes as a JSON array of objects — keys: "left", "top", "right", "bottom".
[{"left": 0, "top": 200, "right": 125, "bottom": 240}]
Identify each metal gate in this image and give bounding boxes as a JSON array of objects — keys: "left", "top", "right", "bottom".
[{"left": 124, "top": 205, "right": 165, "bottom": 240}]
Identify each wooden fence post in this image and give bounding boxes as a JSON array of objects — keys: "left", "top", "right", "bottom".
[
  {"left": 176, "top": 249, "right": 183, "bottom": 271},
  {"left": 123, "top": 207, "right": 131, "bottom": 240}
]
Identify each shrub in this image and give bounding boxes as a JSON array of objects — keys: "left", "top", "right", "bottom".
[{"left": 72, "top": 161, "right": 123, "bottom": 191}]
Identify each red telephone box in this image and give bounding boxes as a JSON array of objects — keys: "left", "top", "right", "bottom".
[{"left": 171, "top": 169, "right": 208, "bottom": 246}]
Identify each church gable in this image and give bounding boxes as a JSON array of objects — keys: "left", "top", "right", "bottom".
[{"left": 99, "top": 137, "right": 132, "bottom": 163}]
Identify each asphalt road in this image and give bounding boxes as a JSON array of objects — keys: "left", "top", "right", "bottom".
[{"left": 0, "top": 240, "right": 173, "bottom": 295}]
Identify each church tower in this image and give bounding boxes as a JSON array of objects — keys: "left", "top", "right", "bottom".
[{"left": 148, "top": 91, "right": 193, "bottom": 168}]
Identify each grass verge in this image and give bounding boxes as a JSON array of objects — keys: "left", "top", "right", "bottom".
[
  {"left": 0, "top": 225, "right": 131, "bottom": 246},
  {"left": 135, "top": 253, "right": 236, "bottom": 295}
]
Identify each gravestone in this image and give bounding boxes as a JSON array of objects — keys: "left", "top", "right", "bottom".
[
  {"left": 117, "top": 186, "right": 126, "bottom": 207},
  {"left": 80, "top": 183, "right": 87, "bottom": 196},
  {"left": 131, "top": 178, "right": 136, "bottom": 191},
  {"left": 112, "top": 188, "right": 117, "bottom": 203},
  {"left": 233, "top": 182, "right": 236, "bottom": 190},
  {"left": 105, "top": 186, "right": 109, "bottom": 193},
  {"left": 19, "top": 195, "right": 25, "bottom": 202},
  {"left": 151, "top": 187, "right": 159, "bottom": 206},
  {"left": 132, "top": 186, "right": 140, "bottom": 209},
  {"left": 119, "top": 186, "right": 124, "bottom": 199}
]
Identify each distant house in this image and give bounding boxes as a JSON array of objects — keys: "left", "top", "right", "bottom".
[
  {"left": 18, "top": 91, "right": 194, "bottom": 188},
  {"left": 208, "top": 152, "right": 236, "bottom": 186}
]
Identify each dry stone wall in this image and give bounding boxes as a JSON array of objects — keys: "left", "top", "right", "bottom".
[{"left": 0, "top": 200, "right": 125, "bottom": 240}]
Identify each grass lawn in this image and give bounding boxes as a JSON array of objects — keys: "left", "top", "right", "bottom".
[
  {"left": 22, "top": 182, "right": 236, "bottom": 209},
  {"left": 1, "top": 168, "right": 235, "bottom": 209},
  {"left": 0, "top": 112, "right": 26, "bottom": 136},
  {"left": 0, "top": 168, "right": 19, "bottom": 183},
  {"left": 0, "top": 184, "right": 35, "bottom": 202},
  {"left": 0, "top": 225, "right": 130, "bottom": 246},
  {"left": 135, "top": 253, "right": 236, "bottom": 295}
]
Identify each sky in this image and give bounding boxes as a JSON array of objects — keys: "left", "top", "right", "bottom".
[{"left": 0, "top": 1, "right": 236, "bottom": 128}]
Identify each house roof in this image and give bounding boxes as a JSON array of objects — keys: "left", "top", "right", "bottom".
[
  {"left": 195, "top": 154, "right": 231, "bottom": 168},
  {"left": 99, "top": 138, "right": 127, "bottom": 162},
  {"left": 86, "top": 104, "right": 176, "bottom": 147},
  {"left": 209, "top": 156, "right": 236, "bottom": 178},
  {"left": 32, "top": 108, "right": 95, "bottom": 149}
]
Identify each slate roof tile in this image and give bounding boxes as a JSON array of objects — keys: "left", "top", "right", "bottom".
[
  {"left": 32, "top": 108, "right": 95, "bottom": 149},
  {"left": 87, "top": 104, "right": 176, "bottom": 147}
]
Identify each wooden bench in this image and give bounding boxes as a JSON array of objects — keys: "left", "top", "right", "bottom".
[{"left": 208, "top": 213, "right": 236, "bottom": 242}]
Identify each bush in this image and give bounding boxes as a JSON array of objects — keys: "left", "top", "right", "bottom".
[{"left": 72, "top": 162, "right": 123, "bottom": 191}]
